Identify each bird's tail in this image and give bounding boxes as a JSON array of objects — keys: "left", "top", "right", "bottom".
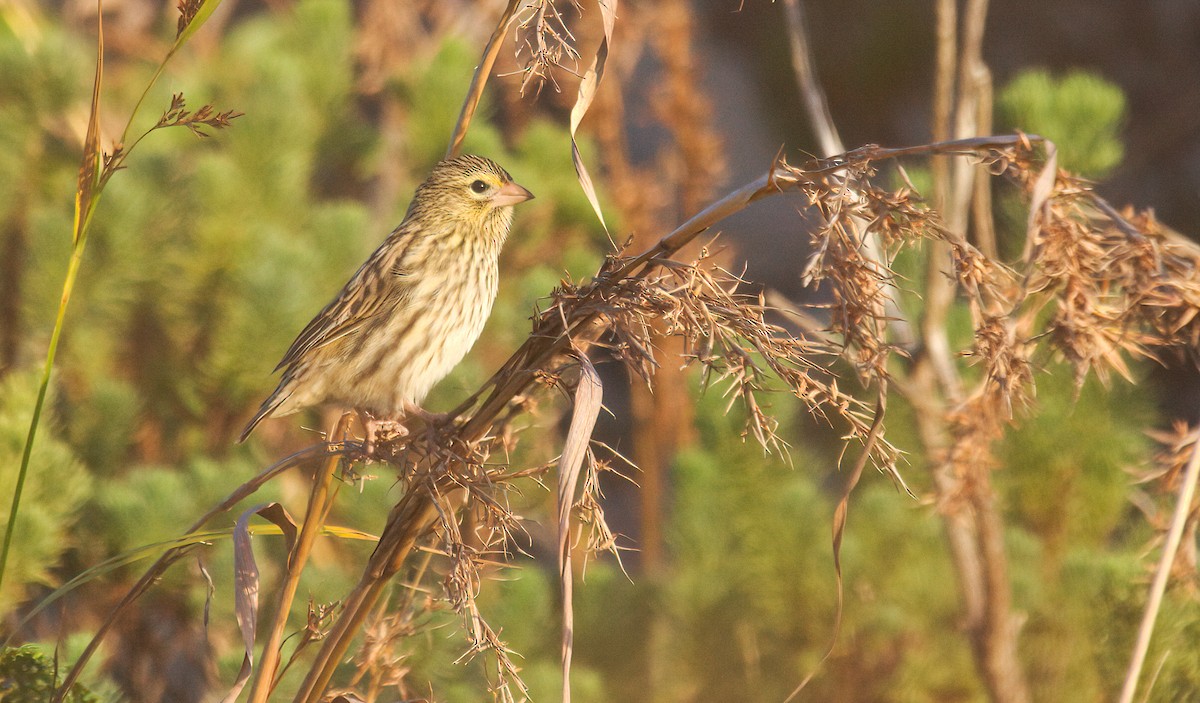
[{"left": 238, "top": 383, "right": 294, "bottom": 443}]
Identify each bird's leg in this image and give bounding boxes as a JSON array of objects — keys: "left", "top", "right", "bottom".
[
  {"left": 400, "top": 400, "right": 451, "bottom": 445},
  {"left": 401, "top": 399, "right": 450, "bottom": 425}
]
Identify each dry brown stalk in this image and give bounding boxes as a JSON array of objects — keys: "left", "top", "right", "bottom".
[
  {"left": 247, "top": 414, "right": 355, "bottom": 702},
  {"left": 446, "top": 0, "right": 524, "bottom": 159},
  {"left": 1120, "top": 420, "right": 1200, "bottom": 703},
  {"left": 907, "top": 3, "right": 1032, "bottom": 700}
]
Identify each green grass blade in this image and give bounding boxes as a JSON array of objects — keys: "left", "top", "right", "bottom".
[{"left": 10, "top": 523, "right": 374, "bottom": 640}]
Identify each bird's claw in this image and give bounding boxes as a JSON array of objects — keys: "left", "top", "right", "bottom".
[{"left": 362, "top": 416, "right": 408, "bottom": 458}]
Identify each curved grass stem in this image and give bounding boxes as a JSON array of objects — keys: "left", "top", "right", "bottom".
[{"left": 0, "top": 236, "right": 90, "bottom": 596}]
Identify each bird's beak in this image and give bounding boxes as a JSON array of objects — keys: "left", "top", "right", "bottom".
[{"left": 492, "top": 181, "right": 535, "bottom": 207}]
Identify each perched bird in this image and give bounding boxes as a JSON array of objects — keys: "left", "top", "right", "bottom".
[{"left": 239, "top": 154, "right": 534, "bottom": 446}]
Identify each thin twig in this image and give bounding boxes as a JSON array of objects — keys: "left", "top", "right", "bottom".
[
  {"left": 779, "top": 0, "right": 912, "bottom": 348},
  {"left": 446, "top": 0, "right": 523, "bottom": 158},
  {"left": 780, "top": 0, "right": 841, "bottom": 156},
  {"left": 1118, "top": 420, "right": 1200, "bottom": 703}
]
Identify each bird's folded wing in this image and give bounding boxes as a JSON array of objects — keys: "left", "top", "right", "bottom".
[{"left": 274, "top": 235, "right": 416, "bottom": 372}]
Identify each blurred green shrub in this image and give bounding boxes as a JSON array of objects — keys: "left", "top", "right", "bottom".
[
  {"left": 998, "top": 69, "right": 1126, "bottom": 178},
  {"left": 0, "top": 372, "right": 90, "bottom": 611}
]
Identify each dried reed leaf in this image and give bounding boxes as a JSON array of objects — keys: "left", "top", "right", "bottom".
[
  {"left": 569, "top": 0, "right": 616, "bottom": 233},
  {"left": 1024, "top": 137, "right": 1057, "bottom": 239},
  {"left": 556, "top": 354, "right": 603, "bottom": 703},
  {"left": 786, "top": 388, "right": 890, "bottom": 702},
  {"left": 222, "top": 503, "right": 298, "bottom": 703}
]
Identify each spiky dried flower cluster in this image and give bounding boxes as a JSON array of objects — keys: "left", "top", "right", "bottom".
[
  {"left": 346, "top": 210, "right": 919, "bottom": 695},
  {"left": 796, "top": 163, "right": 905, "bottom": 394},
  {"left": 360, "top": 408, "right": 541, "bottom": 699},
  {"left": 513, "top": 0, "right": 582, "bottom": 95},
  {"left": 175, "top": 0, "right": 203, "bottom": 38},
  {"left": 957, "top": 143, "right": 1200, "bottom": 412},
  {"left": 1137, "top": 422, "right": 1200, "bottom": 590}
]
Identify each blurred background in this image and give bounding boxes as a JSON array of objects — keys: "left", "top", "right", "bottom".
[{"left": 1, "top": 0, "right": 1199, "bottom": 700}]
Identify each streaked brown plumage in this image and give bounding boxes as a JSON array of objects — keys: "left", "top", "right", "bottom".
[{"left": 239, "top": 154, "right": 533, "bottom": 443}]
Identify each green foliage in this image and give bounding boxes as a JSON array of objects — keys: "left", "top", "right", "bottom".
[
  {"left": 0, "top": 645, "right": 99, "bottom": 703},
  {"left": 997, "top": 367, "right": 1200, "bottom": 701},
  {"left": 998, "top": 69, "right": 1126, "bottom": 178},
  {"left": 1000, "top": 368, "right": 1149, "bottom": 552},
  {"left": 0, "top": 372, "right": 91, "bottom": 610},
  {"left": 651, "top": 393, "right": 982, "bottom": 702}
]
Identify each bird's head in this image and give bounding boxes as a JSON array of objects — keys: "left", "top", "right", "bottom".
[{"left": 415, "top": 155, "right": 534, "bottom": 231}]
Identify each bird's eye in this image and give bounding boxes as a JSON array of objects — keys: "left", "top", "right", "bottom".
[{"left": 470, "top": 180, "right": 489, "bottom": 194}]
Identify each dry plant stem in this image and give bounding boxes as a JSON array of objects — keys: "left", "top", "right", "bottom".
[
  {"left": 1118, "top": 421, "right": 1200, "bottom": 703},
  {"left": 971, "top": 70, "right": 997, "bottom": 258},
  {"left": 971, "top": 468, "right": 1029, "bottom": 703},
  {"left": 248, "top": 414, "right": 353, "bottom": 702},
  {"left": 926, "top": 0, "right": 990, "bottom": 394},
  {"left": 445, "top": 0, "right": 522, "bottom": 159},
  {"left": 780, "top": 0, "right": 912, "bottom": 347},
  {"left": 923, "top": 0, "right": 962, "bottom": 396},
  {"left": 781, "top": 0, "right": 841, "bottom": 157},
  {"left": 293, "top": 495, "right": 439, "bottom": 703},
  {"left": 906, "top": 370, "right": 986, "bottom": 612},
  {"left": 52, "top": 443, "right": 333, "bottom": 701},
  {"left": 919, "top": 3, "right": 1030, "bottom": 700},
  {"left": 950, "top": 0, "right": 991, "bottom": 223},
  {"left": 931, "top": 0, "right": 955, "bottom": 199}
]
